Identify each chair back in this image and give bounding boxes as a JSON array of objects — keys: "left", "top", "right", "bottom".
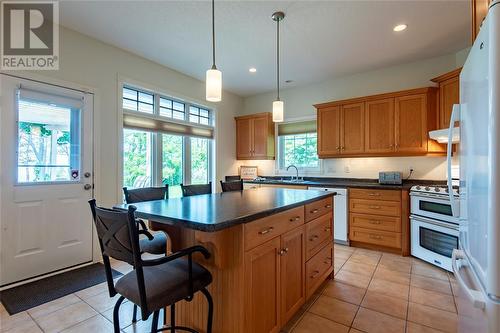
[
  {"left": 220, "top": 179, "right": 244, "bottom": 192},
  {"left": 225, "top": 175, "right": 241, "bottom": 181},
  {"left": 181, "top": 182, "right": 212, "bottom": 197},
  {"left": 88, "top": 199, "right": 147, "bottom": 307},
  {"left": 123, "top": 185, "right": 168, "bottom": 204}
]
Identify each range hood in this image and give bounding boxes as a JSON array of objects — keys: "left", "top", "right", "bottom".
[{"left": 429, "top": 127, "right": 460, "bottom": 144}]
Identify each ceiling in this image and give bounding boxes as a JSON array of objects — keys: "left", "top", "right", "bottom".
[{"left": 59, "top": 0, "right": 470, "bottom": 97}]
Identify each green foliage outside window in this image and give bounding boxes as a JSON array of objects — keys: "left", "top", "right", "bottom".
[
  {"left": 123, "top": 130, "right": 150, "bottom": 187},
  {"left": 282, "top": 133, "right": 319, "bottom": 168}
]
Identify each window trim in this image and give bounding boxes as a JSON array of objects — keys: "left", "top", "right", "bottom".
[{"left": 275, "top": 117, "right": 323, "bottom": 175}]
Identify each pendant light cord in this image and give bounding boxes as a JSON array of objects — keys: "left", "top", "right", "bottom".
[
  {"left": 276, "top": 18, "right": 280, "bottom": 100},
  {"left": 211, "top": 0, "right": 216, "bottom": 70}
]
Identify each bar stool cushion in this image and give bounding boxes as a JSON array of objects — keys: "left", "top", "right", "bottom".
[
  {"left": 139, "top": 232, "right": 167, "bottom": 255},
  {"left": 115, "top": 258, "right": 212, "bottom": 312}
]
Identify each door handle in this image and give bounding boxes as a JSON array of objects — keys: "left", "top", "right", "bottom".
[
  {"left": 84, "top": 184, "right": 92, "bottom": 190},
  {"left": 452, "top": 249, "right": 485, "bottom": 309},
  {"left": 258, "top": 227, "right": 274, "bottom": 235},
  {"left": 84, "top": 172, "right": 91, "bottom": 178},
  {"left": 289, "top": 216, "right": 301, "bottom": 222}
]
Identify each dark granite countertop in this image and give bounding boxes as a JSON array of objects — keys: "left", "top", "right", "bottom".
[
  {"left": 244, "top": 176, "right": 446, "bottom": 190},
  {"left": 114, "top": 187, "right": 335, "bottom": 232}
]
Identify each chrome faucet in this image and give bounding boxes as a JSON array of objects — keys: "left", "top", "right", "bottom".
[{"left": 286, "top": 165, "right": 299, "bottom": 182}]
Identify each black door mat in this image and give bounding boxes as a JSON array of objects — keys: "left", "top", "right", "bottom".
[{"left": 0, "top": 263, "right": 122, "bottom": 315}]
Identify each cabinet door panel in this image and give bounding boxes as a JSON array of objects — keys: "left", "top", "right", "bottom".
[
  {"left": 244, "top": 238, "right": 281, "bottom": 333},
  {"left": 395, "top": 94, "right": 428, "bottom": 153},
  {"left": 317, "top": 106, "right": 341, "bottom": 156},
  {"left": 236, "top": 118, "right": 253, "bottom": 158},
  {"left": 365, "top": 99, "right": 395, "bottom": 153},
  {"left": 341, "top": 102, "right": 365, "bottom": 154},
  {"left": 252, "top": 116, "right": 270, "bottom": 158},
  {"left": 280, "top": 226, "right": 306, "bottom": 325},
  {"left": 440, "top": 77, "right": 459, "bottom": 129}
]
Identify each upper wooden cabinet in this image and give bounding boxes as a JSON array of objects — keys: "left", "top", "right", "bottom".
[
  {"left": 471, "top": 0, "right": 491, "bottom": 43},
  {"left": 235, "top": 113, "right": 275, "bottom": 160},
  {"left": 315, "top": 87, "right": 443, "bottom": 158},
  {"left": 431, "top": 68, "right": 461, "bottom": 129}
]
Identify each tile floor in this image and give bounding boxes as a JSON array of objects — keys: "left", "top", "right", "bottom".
[{"left": 0, "top": 246, "right": 464, "bottom": 333}]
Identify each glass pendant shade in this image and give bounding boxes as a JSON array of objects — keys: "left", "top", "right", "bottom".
[
  {"left": 206, "top": 68, "right": 222, "bottom": 102},
  {"left": 272, "top": 100, "right": 284, "bottom": 122}
]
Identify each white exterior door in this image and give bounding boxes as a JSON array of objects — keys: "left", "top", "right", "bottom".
[{"left": 0, "top": 75, "right": 94, "bottom": 287}]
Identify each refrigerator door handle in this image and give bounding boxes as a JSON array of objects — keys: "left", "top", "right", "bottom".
[
  {"left": 447, "top": 104, "right": 460, "bottom": 217},
  {"left": 452, "top": 249, "right": 486, "bottom": 309}
]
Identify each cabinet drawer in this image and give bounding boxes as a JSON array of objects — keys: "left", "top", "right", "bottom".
[
  {"left": 350, "top": 227, "right": 401, "bottom": 249},
  {"left": 305, "top": 213, "right": 333, "bottom": 260},
  {"left": 306, "top": 243, "right": 333, "bottom": 298},
  {"left": 350, "top": 213, "right": 401, "bottom": 232},
  {"left": 305, "top": 197, "right": 333, "bottom": 222},
  {"left": 349, "top": 188, "right": 401, "bottom": 202},
  {"left": 349, "top": 199, "right": 401, "bottom": 217},
  {"left": 244, "top": 206, "right": 304, "bottom": 251}
]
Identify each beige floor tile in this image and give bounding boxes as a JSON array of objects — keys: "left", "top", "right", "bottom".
[
  {"left": 406, "top": 321, "right": 444, "bottom": 333},
  {"left": 378, "top": 260, "right": 411, "bottom": 274},
  {"left": 454, "top": 296, "right": 484, "bottom": 319},
  {"left": 322, "top": 281, "right": 366, "bottom": 305},
  {"left": 368, "top": 278, "right": 409, "bottom": 300},
  {"left": 412, "top": 262, "right": 449, "bottom": 281},
  {"left": 34, "top": 301, "right": 97, "bottom": 333},
  {"left": 361, "top": 291, "right": 408, "bottom": 319},
  {"left": 83, "top": 290, "right": 122, "bottom": 313},
  {"left": 410, "top": 275, "right": 452, "bottom": 295},
  {"left": 341, "top": 261, "right": 376, "bottom": 277},
  {"left": 348, "top": 329, "right": 364, "bottom": 333},
  {"left": 309, "top": 295, "right": 358, "bottom": 326},
  {"left": 409, "top": 287, "right": 456, "bottom": 313},
  {"left": 349, "top": 253, "right": 380, "bottom": 266},
  {"left": 28, "top": 294, "right": 81, "bottom": 319},
  {"left": 0, "top": 311, "right": 42, "bottom": 333},
  {"left": 334, "top": 244, "right": 355, "bottom": 253},
  {"left": 102, "top": 299, "right": 136, "bottom": 330},
  {"left": 407, "top": 302, "right": 457, "bottom": 333},
  {"left": 293, "top": 312, "right": 350, "bottom": 333},
  {"left": 335, "top": 249, "right": 354, "bottom": 260},
  {"left": 335, "top": 270, "right": 372, "bottom": 289},
  {"left": 334, "top": 258, "right": 347, "bottom": 270},
  {"left": 123, "top": 313, "right": 166, "bottom": 333},
  {"left": 74, "top": 282, "right": 109, "bottom": 300},
  {"left": 59, "top": 314, "right": 114, "bottom": 333},
  {"left": 354, "top": 248, "right": 382, "bottom": 257},
  {"left": 373, "top": 267, "right": 410, "bottom": 285},
  {"left": 381, "top": 253, "right": 413, "bottom": 264},
  {"left": 352, "top": 307, "right": 405, "bottom": 333}
]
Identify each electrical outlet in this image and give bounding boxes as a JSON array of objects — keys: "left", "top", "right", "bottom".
[{"left": 344, "top": 165, "right": 351, "bottom": 173}]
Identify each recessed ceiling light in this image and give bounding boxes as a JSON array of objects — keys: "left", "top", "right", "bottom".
[
  {"left": 249, "top": 67, "right": 257, "bottom": 73},
  {"left": 393, "top": 24, "right": 407, "bottom": 32}
]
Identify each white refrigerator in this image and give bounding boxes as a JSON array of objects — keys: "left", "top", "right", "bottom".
[{"left": 450, "top": 1, "right": 500, "bottom": 332}]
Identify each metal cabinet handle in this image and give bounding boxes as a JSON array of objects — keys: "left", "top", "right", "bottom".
[
  {"left": 368, "top": 193, "right": 381, "bottom": 196},
  {"left": 369, "top": 234, "right": 382, "bottom": 240},
  {"left": 310, "top": 209, "right": 319, "bottom": 214},
  {"left": 289, "top": 216, "right": 301, "bottom": 222},
  {"left": 259, "top": 227, "right": 274, "bottom": 235},
  {"left": 310, "top": 270, "right": 321, "bottom": 279},
  {"left": 279, "top": 247, "right": 289, "bottom": 256},
  {"left": 369, "top": 220, "right": 381, "bottom": 225},
  {"left": 324, "top": 227, "right": 331, "bottom": 232},
  {"left": 336, "top": 146, "right": 340, "bottom": 150},
  {"left": 324, "top": 204, "right": 332, "bottom": 208},
  {"left": 369, "top": 205, "right": 381, "bottom": 209},
  {"left": 341, "top": 146, "right": 345, "bottom": 150},
  {"left": 309, "top": 235, "right": 319, "bottom": 241}
]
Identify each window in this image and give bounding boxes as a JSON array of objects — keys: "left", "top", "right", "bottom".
[
  {"left": 17, "top": 97, "right": 81, "bottom": 183},
  {"left": 121, "top": 84, "right": 213, "bottom": 199},
  {"left": 277, "top": 120, "right": 320, "bottom": 171},
  {"left": 122, "top": 87, "right": 154, "bottom": 114}
]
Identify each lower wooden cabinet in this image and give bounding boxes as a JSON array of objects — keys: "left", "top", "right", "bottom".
[
  {"left": 244, "top": 237, "right": 281, "bottom": 333},
  {"left": 280, "top": 226, "right": 306, "bottom": 325}
]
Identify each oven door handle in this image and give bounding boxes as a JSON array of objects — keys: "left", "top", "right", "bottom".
[
  {"left": 451, "top": 249, "right": 486, "bottom": 309},
  {"left": 447, "top": 104, "right": 460, "bottom": 218},
  {"left": 410, "top": 215, "right": 459, "bottom": 229}
]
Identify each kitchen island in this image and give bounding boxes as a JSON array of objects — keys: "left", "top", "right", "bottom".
[{"left": 115, "top": 187, "right": 335, "bottom": 333}]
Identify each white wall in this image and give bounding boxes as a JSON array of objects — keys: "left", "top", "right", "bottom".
[
  {"left": 7, "top": 27, "right": 243, "bottom": 205},
  {"left": 239, "top": 49, "right": 469, "bottom": 180}
]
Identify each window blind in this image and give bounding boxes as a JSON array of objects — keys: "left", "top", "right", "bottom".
[{"left": 277, "top": 120, "right": 317, "bottom": 136}]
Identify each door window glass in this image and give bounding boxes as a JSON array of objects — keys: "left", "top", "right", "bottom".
[{"left": 17, "top": 98, "right": 81, "bottom": 183}]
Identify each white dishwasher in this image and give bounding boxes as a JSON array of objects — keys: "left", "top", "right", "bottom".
[{"left": 308, "top": 187, "right": 348, "bottom": 245}]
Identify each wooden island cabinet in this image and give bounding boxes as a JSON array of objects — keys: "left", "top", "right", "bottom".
[
  {"left": 122, "top": 188, "right": 335, "bottom": 333},
  {"left": 315, "top": 87, "right": 445, "bottom": 158}
]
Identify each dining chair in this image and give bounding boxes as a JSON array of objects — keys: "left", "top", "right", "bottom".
[
  {"left": 220, "top": 179, "right": 244, "bottom": 192},
  {"left": 180, "top": 182, "right": 212, "bottom": 197},
  {"left": 224, "top": 175, "right": 241, "bottom": 182},
  {"left": 89, "top": 199, "right": 213, "bottom": 333}
]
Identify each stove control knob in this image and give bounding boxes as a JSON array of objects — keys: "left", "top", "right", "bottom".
[
  {"left": 425, "top": 187, "right": 431, "bottom": 191},
  {"left": 416, "top": 186, "right": 421, "bottom": 190},
  {"left": 445, "top": 188, "right": 449, "bottom": 193},
  {"left": 434, "top": 187, "right": 440, "bottom": 192}
]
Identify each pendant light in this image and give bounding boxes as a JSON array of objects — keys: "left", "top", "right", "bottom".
[
  {"left": 272, "top": 11, "right": 285, "bottom": 122},
  {"left": 206, "top": 0, "right": 222, "bottom": 102}
]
